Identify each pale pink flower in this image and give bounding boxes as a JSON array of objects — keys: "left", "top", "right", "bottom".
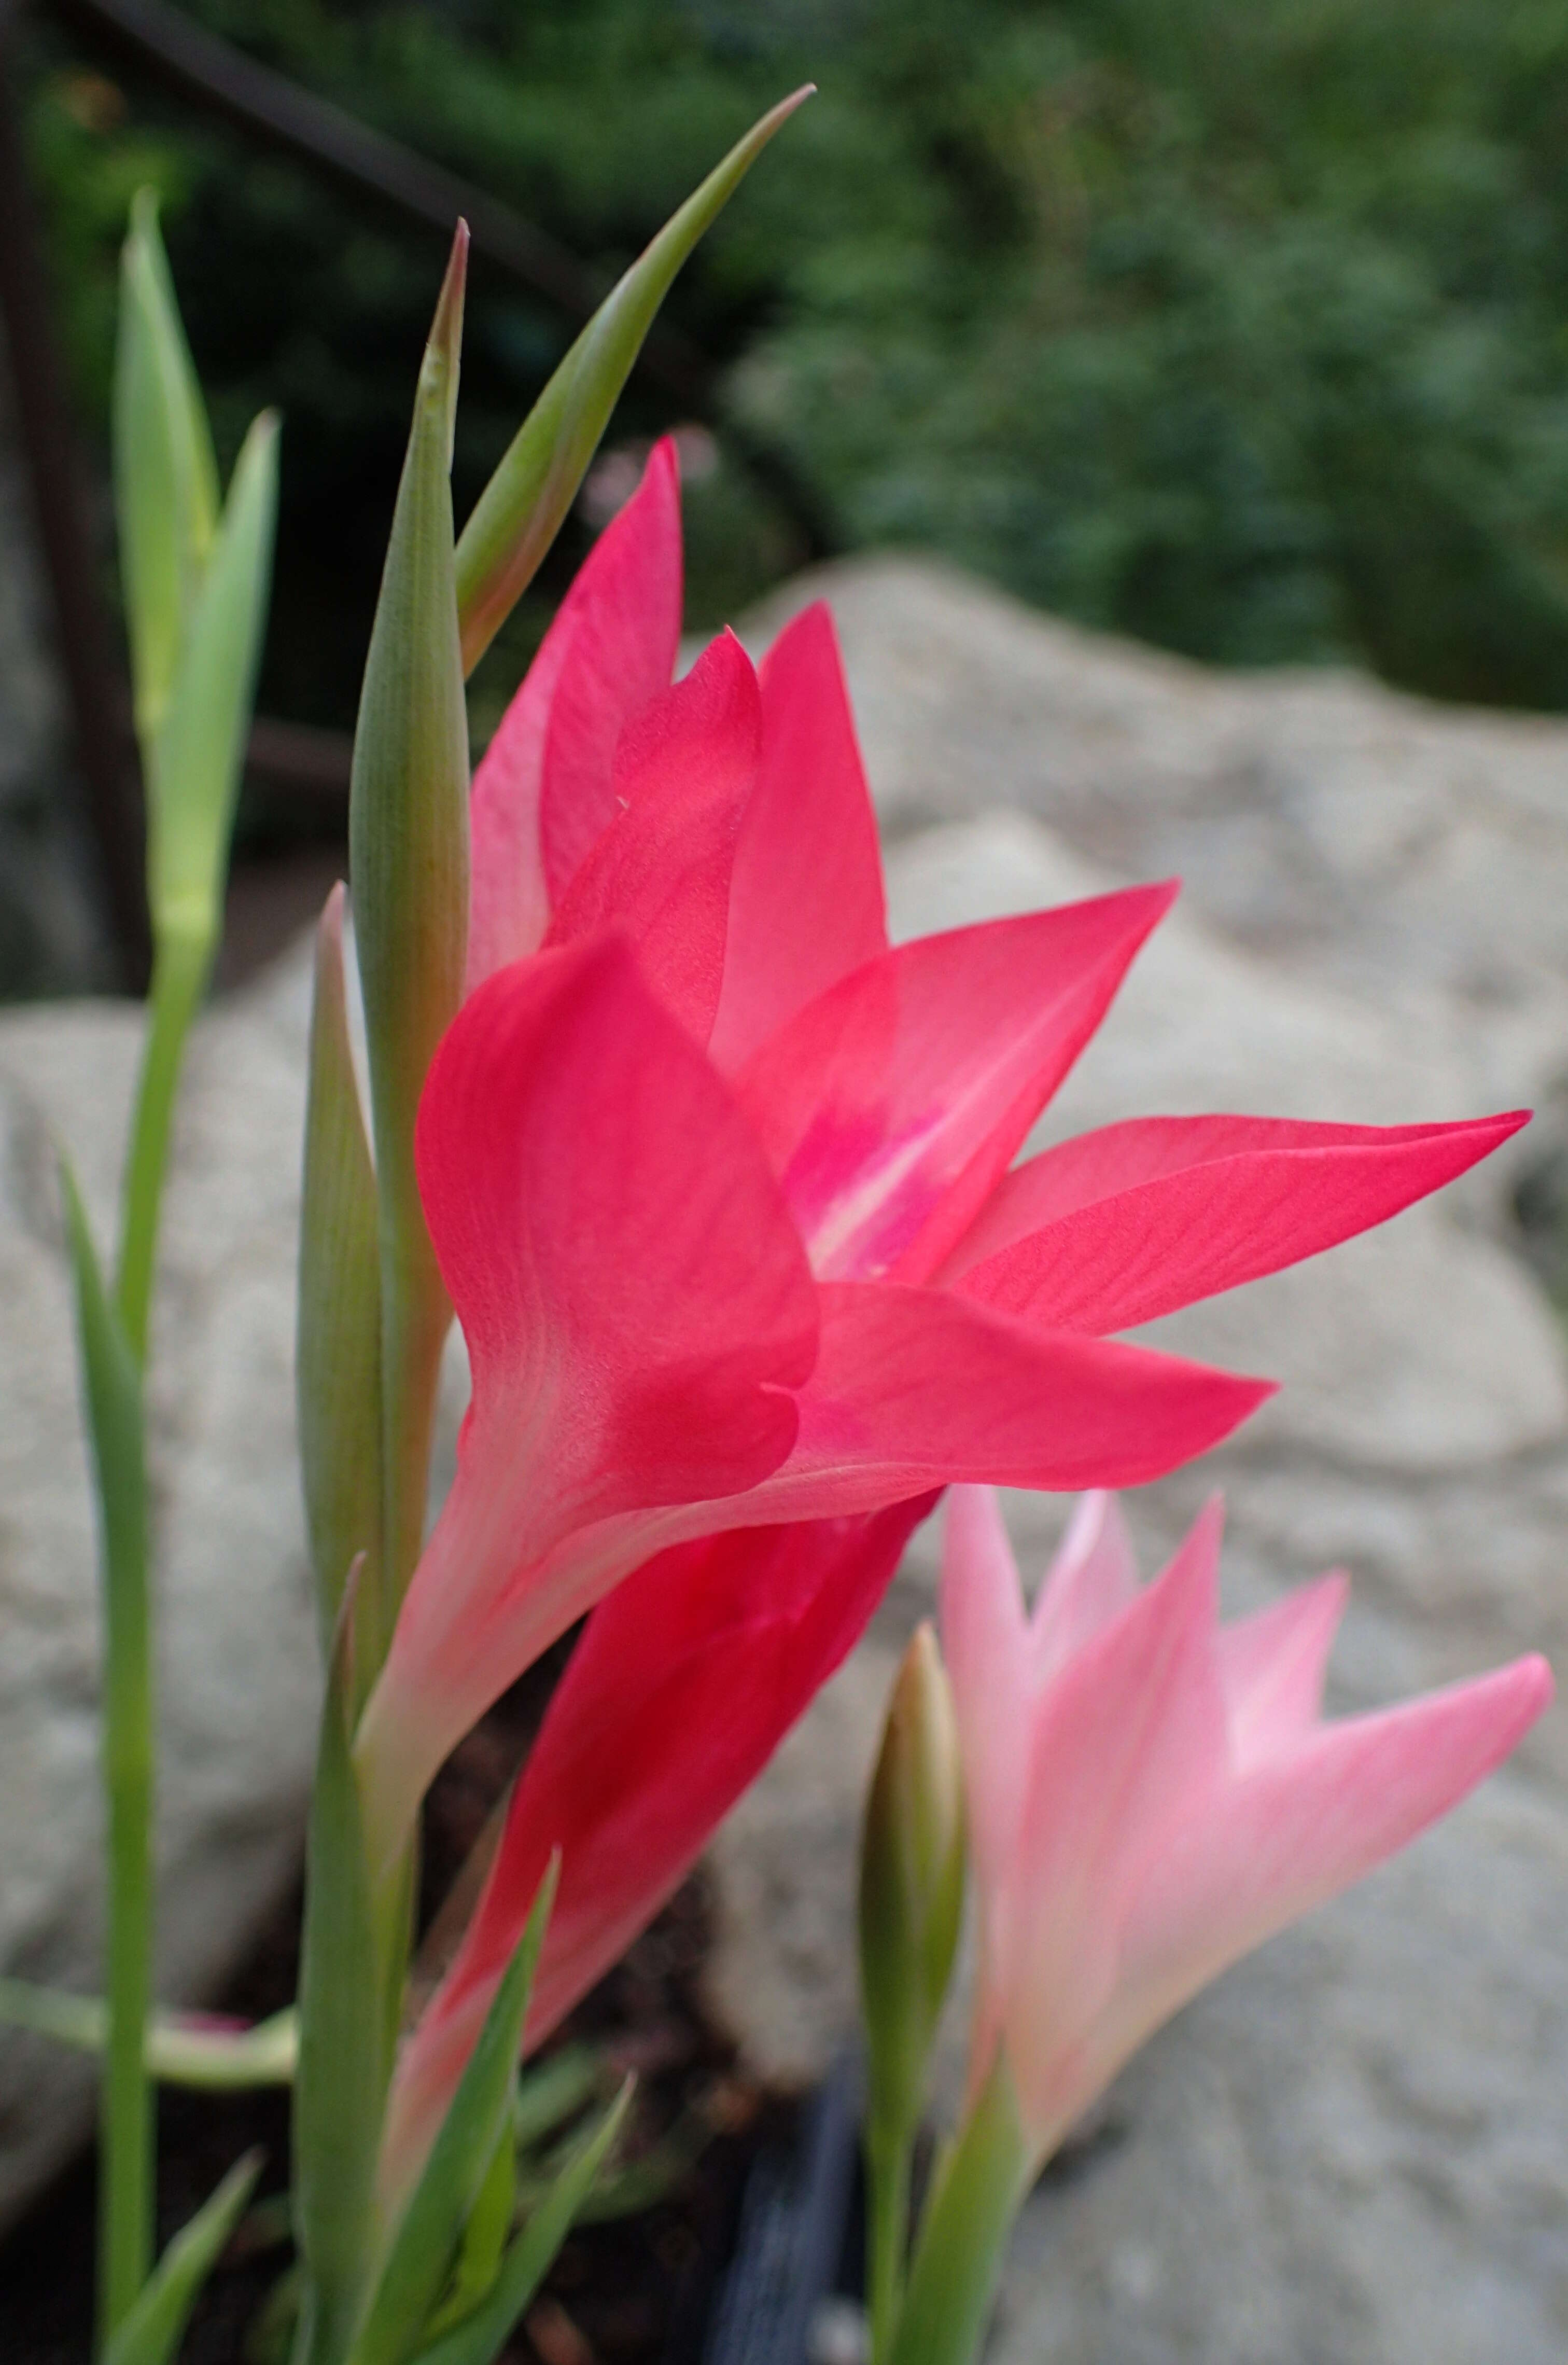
[{"left": 941, "top": 1484, "right": 1552, "bottom": 2164}]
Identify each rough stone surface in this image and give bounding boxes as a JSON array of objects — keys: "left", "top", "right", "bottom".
[
  {"left": 709, "top": 563, "right": 1568, "bottom": 2359},
  {"left": 0, "top": 944, "right": 321, "bottom": 2224}
]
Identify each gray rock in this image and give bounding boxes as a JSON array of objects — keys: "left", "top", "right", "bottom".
[
  {"left": 740, "top": 557, "right": 1568, "bottom": 1121},
  {"left": 0, "top": 944, "right": 321, "bottom": 2223},
  {"left": 708, "top": 564, "right": 1568, "bottom": 2357}
]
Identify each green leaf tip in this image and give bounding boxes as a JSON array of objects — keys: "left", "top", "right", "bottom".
[
  {"left": 454, "top": 85, "right": 814, "bottom": 676},
  {"left": 115, "top": 186, "right": 220, "bottom": 751},
  {"left": 349, "top": 219, "right": 470, "bottom": 1640},
  {"left": 407, "top": 2079, "right": 635, "bottom": 2365},
  {"left": 145, "top": 401, "right": 279, "bottom": 953},
  {"left": 104, "top": 2150, "right": 263, "bottom": 2365},
  {"left": 426, "top": 221, "right": 469, "bottom": 471}
]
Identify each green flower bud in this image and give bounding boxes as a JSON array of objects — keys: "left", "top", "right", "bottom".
[{"left": 859, "top": 1622, "right": 967, "bottom": 2153}]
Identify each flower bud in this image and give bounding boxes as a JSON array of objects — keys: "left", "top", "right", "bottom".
[{"left": 858, "top": 1622, "right": 966, "bottom": 2151}]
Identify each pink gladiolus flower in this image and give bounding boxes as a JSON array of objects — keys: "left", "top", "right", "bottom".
[
  {"left": 941, "top": 1485, "right": 1553, "bottom": 2167},
  {"left": 354, "top": 435, "right": 1529, "bottom": 1865}
]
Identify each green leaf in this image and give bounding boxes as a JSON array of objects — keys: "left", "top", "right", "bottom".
[
  {"left": 0, "top": 1979, "right": 296, "bottom": 2088},
  {"left": 146, "top": 404, "right": 279, "bottom": 957},
  {"left": 352, "top": 1861, "right": 558, "bottom": 2365},
  {"left": 298, "top": 883, "right": 384, "bottom": 1673},
  {"left": 511, "top": 2046, "right": 606, "bottom": 2153},
  {"left": 103, "top": 2150, "right": 262, "bottom": 2365},
  {"left": 60, "top": 1158, "right": 156, "bottom": 2333},
  {"left": 407, "top": 2081, "right": 634, "bottom": 2365},
  {"left": 886, "top": 2057, "right": 1029, "bottom": 2365},
  {"left": 114, "top": 187, "right": 220, "bottom": 753},
  {"left": 454, "top": 86, "right": 813, "bottom": 676},
  {"left": 416, "top": 2113, "right": 515, "bottom": 2343},
  {"left": 291, "top": 1581, "right": 394, "bottom": 2365},
  {"left": 348, "top": 225, "right": 469, "bottom": 1639}
]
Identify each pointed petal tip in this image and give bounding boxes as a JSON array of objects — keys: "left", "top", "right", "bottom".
[
  {"left": 317, "top": 877, "right": 347, "bottom": 938},
  {"left": 1514, "top": 1650, "right": 1556, "bottom": 1719}
]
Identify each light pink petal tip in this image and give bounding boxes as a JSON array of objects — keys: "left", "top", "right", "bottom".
[
  {"left": 1028, "top": 1491, "right": 1139, "bottom": 1674},
  {"left": 1217, "top": 1570, "right": 1350, "bottom": 1766}
]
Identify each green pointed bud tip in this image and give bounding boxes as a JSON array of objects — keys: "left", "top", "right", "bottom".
[
  {"left": 423, "top": 221, "right": 469, "bottom": 469},
  {"left": 859, "top": 1623, "right": 967, "bottom": 2144},
  {"left": 128, "top": 184, "right": 160, "bottom": 246},
  {"left": 454, "top": 85, "right": 815, "bottom": 676}
]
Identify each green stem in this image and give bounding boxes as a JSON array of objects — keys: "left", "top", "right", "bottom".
[
  {"left": 887, "top": 2061, "right": 1029, "bottom": 2365},
  {"left": 92, "top": 920, "right": 209, "bottom": 2349},
  {"left": 99, "top": 1437, "right": 156, "bottom": 2347},
  {"left": 866, "top": 2119, "right": 914, "bottom": 2365},
  {"left": 117, "top": 925, "right": 212, "bottom": 1367}
]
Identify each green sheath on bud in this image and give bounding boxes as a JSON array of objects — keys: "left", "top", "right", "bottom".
[
  {"left": 454, "top": 86, "right": 813, "bottom": 675},
  {"left": 859, "top": 1624, "right": 966, "bottom": 2362},
  {"left": 349, "top": 223, "right": 470, "bottom": 1645},
  {"left": 860, "top": 1622, "right": 966, "bottom": 2147}
]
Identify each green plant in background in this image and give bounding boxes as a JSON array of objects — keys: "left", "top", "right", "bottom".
[
  {"left": 22, "top": 0, "right": 1568, "bottom": 737},
  {"left": 58, "top": 185, "right": 278, "bottom": 2356},
  {"left": 3, "top": 91, "right": 806, "bottom": 2362}
]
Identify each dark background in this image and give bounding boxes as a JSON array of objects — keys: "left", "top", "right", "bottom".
[{"left": 8, "top": 0, "right": 1568, "bottom": 990}]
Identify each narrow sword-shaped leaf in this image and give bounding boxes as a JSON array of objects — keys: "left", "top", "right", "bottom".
[
  {"left": 103, "top": 2151, "right": 263, "bottom": 2365},
  {"left": 421, "top": 2116, "right": 516, "bottom": 2341},
  {"left": 454, "top": 87, "right": 813, "bottom": 676},
  {"left": 298, "top": 884, "right": 384, "bottom": 1671},
  {"left": 406, "top": 2082, "right": 634, "bottom": 2365},
  {"left": 144, "top": 405, "right": 279, "bottom": 956},
  {"left": 60, "top": 1160, "right": 155, "bottom": 2341},
  {"left": 114, "top": 187, "right": 219, "bottom": 753},
  {"left": 117, "top": 404, "right": 281, "bottom": 1365},
  {"left": 353, "top": 1862, "right": 558, "bottom": 2365},
  {"left": 349, "top": 226, "right": 470, "bottom": 1643}
]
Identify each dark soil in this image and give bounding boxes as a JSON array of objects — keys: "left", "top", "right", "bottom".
[{"left": 0, "top": 1658, "right": 787, "bottom": 2364}]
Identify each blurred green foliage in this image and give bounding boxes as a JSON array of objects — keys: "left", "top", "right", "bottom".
[{"left": 24, "top": 0, "right": 1568, "bottom": 722}]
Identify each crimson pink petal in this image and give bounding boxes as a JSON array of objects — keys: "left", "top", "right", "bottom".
[
  {"left": 468, "top": 437, "right": 682, "bottom": 989},
  {"left": 382, "top": 1500, "right": 932, "bottom": 2192},
  {"left": 753, "top": 1281, "right": 1273, "bottom": 1520},
  {"left": 537, "top": 440, "right": 684, "bottom": 906},
  {"left": 734, "top": 889, "right": 1176, "bottom": 1284},
  {"left": 545, "top": 632, "right": 761, "bottom": 1040},
  {"left": 359, "top": 940, "right": 820, "bottom": 1855},
  {"left": 944, "top": 1111, "right": 1529, "bottom": 1333},
  {"left": 709, "top": 602, "right": 888, "bottom": 1071}
]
